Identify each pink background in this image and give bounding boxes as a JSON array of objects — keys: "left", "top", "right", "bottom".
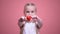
[{"left": 0, "top": 0, "right": 60, "bottom": 34}]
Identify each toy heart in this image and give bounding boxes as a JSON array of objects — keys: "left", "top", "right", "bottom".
[{"left": 26, "top": 16, "right": 32, "bottom": 21}]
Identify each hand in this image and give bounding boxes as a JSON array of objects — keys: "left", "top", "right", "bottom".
[
  {"left": 32, "top": 17, "right": 38, "bottom": 23},
  {"left": 20, "top": 17, "right": 26, "bottom": 24}
]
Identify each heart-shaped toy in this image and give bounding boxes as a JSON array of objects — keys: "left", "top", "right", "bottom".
[{"left": 26, "top": 16, "right": 32, "bottom": 21}]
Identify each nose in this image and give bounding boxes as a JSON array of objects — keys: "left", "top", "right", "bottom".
[
  {"left": 30, "top": 12, "right": 31, "bottom": 14},
  {"left": 27, "top": 11, "right": 33, "bottom": 16},
  {"left": 27, "top": 12, "right": 32, "bottom": 16}
]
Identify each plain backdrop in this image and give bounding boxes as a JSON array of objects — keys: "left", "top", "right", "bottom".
[{"left": 0, "top": 0, "right": 60, "bottom": 34}]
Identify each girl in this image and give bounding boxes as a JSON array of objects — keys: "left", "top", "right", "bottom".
[{"left": 18, "top": 3, "right": 43, "bottom": 34}]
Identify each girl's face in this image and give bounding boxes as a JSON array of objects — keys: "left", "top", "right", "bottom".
[{"left": 24, "top": 6, "right": 36, "bottom": 17}]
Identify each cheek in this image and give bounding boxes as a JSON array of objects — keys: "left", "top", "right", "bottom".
[
  {"left": 25, "top": 13, "right": 30, "bottom": 16},
  {"left": 25, "top": 13, "right": 36, "bottom": 16},
  {"left": 32, "top": 13, "right": 36, "bottom": 15}
]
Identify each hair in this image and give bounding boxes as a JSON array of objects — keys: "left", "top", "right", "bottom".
[{"left": 24, "top": 3, "right": 37, "bottom": 13}]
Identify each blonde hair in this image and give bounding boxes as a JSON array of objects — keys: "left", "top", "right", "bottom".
[{"left": 24, "top": 3, "right": 37, "bottom": 13}]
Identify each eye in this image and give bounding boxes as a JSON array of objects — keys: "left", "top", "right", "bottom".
[
  {"left": 31, "top": 11, "right": 34, "bottom": 13},
  {"left": 26, "top": 11, "right": 29, "bottom": 13}
]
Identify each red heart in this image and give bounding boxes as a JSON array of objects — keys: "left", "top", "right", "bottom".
[{"left": 26, "top": 16, "right": 32, "bottom": 21}]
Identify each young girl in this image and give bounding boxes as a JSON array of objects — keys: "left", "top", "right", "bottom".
[{"left": 18, "top": 3, "right": 43, "bottom": 34}]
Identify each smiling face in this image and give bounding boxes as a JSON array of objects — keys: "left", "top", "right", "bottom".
[{"left": 24, "top": 3, "right": 37, "bottom": 17}]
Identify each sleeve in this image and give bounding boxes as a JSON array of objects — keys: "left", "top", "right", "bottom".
[
  {"left": 36, "top": 17, "right": 43, "bottom": 29},
  {"left": 18, "top": 16, "right": 25, "bottom": 28}
]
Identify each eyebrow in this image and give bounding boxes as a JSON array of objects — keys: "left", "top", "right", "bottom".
[
  {"left": 25, "top": 3, "right": 35, "bottom": 6},
  {"left": 26, "top": 3, "right": 30, "bottom": 6}
]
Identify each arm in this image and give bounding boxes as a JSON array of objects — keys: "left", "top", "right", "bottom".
[
  {"left": 36, "top": 18, "right": 43, "bottom": 29},
  {"left": 18, "top": 18, "right": 25, "bottom": 29}
]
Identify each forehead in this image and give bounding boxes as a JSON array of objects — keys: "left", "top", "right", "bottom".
[{"left": 26, "top": 6, "right": 36, "bottom": 11}]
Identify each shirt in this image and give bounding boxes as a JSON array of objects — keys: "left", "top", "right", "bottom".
[{"left": 23, "top": 22, "right": 36, "bottom": 34}]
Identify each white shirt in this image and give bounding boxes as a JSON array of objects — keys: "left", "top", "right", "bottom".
[{"left": 23, "top": 22, "right": 36, "bottom": 34}]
